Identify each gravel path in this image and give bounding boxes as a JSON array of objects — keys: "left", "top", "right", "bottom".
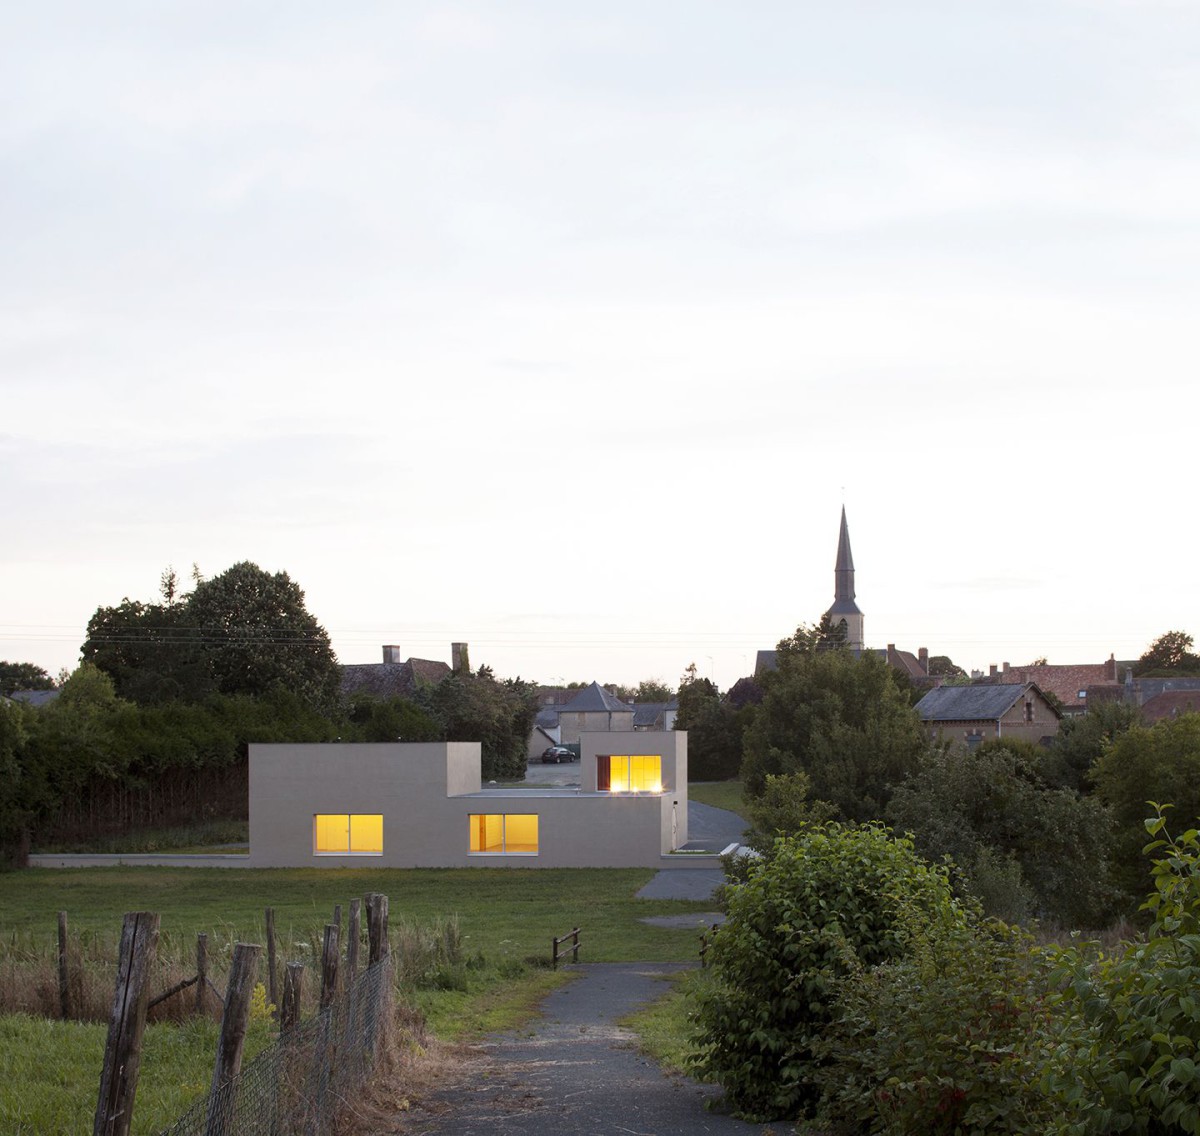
[{"left": 397, "top": 963, "right": 774, "bottom": 1136}]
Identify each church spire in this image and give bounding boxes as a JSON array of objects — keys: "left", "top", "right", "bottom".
[
  {"left": 825, "top": 506, "right": 864, "bottom": 650},
  {"left": 834, "top": 505, "right": 855, "bottom": 602}
]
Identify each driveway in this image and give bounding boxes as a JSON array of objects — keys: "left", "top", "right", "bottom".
[{"left": 395, "top": 963, "right": 774, "bottom": 1136}]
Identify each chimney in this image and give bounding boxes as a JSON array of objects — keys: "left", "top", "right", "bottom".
[
  {"left": 918, "top": 647, "right": 929, "bottom": 674},
  {"left": 382, "top": 645, "right": 403, "bottom": 664},
  {"left": 1106, "top": 653, "right": 1116, "bottom": 681},
  {"left": 451, "top": 642, "right": 470, "bottom": 675},
  {"left": 989, "top": 664, "right": 998, "bottom": 678},
  {"left": 1002, "top": 661, "right": 1010, "bottom": 674}
]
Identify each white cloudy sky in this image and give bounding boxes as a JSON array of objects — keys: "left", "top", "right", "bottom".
[{"left": 3, "top": 1, "right": 1198, "bottom": 690}]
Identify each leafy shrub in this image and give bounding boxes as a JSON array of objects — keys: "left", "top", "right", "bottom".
[
  {"left": 815, "top": 914, "right": 1061, "bottom": 1134},
  {"left": 741, "top": 771, "right": 837, "bottom": 852},
  {"left": 690, "top": 823, "right": 965, "bottom": 1121},
  {"left": 1045, "top": 805, "right": 1200, "bottom": 1134},
  {"left": 886, "top": 739, "right": 1114, "bottom": 927}
]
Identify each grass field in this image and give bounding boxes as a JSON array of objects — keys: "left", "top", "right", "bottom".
[
  {"left": 0, "top": 865, "right": 714, "bottom": 963},
  {"left": 0, "top": 863, "right": 722, "bottom": 1133},
  {"left": 0, "top": 1013, "right": 277, "bottom": 1136},
  {"left": 687, "top": 780, "right": 745, "bottom": 816}
]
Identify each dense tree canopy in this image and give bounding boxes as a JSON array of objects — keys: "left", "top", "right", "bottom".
[
  {"left": 0, "top": 661, "right": 55, "bottom": 694},
  {"left": 741, "top": 627, "right": 928, "bottom": 821},
  {"left": 1041, "top": 698, "right": 1142, "bottom": 793},
  {"left": 673, "top": 664, "right": 746, "bottom": 781},
  {"left": 1092, "top": 713, "right": 1200, "bottom": 905},
  {"left": 82, "top": 561, "right": 341, "bottom": 711},
  {"left": 1136, "top": 630, "right": 1200, "bottom": 675},
  {"left": 887, "top": 738, "right": 1114, "bottom": 926},
  {"left": 421, "top": 673, "right": 538, "bottom": 781},
  {"left": 185, "top": 562, "right": 340, "bottom": 708}
]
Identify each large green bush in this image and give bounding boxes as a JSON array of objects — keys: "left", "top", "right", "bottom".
[
  {"left": 887, "top": 739, "right": 1114, "bottom": 926},
  {"left": 690, "top": 823, "right": 965, "bottom": 1121},
  {"left": 1046, "top": 806, "right": 1200, "bottom": 1135},
  {"left": 815, "top": 915, "right": 1061, "bottom": 1134}
]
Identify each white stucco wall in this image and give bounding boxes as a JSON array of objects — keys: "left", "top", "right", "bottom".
[{"left": 247, "top": 735, "right": 689, "bottom": 869}]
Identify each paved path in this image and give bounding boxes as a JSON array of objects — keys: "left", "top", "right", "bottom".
[{"left": 398, "top": 963, "right": 773, "bottom": 1136}]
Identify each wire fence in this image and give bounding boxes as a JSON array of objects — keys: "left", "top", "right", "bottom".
[{"left": 160, "top": 955, "right": 393, "bottom": 1136}]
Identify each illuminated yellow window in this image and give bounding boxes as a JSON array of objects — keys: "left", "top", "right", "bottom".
[
  {"left": 468, "top": 814, "right": 538, "bottom": 855},
  {"left": 313, "top": 814, "right": 383, "bottom": 855},
  {"left": 599, "top": 756, "right": 662, "bottom": 793}
]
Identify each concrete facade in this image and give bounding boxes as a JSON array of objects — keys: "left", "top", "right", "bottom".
[{"left": 248, "top": 731, "right": 688, "bottom": 869}]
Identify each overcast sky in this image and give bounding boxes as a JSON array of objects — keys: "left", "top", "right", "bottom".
[{"left": 3, "top": 1, "right": 1198, "bottom": 691}]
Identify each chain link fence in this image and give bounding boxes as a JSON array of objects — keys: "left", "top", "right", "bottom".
[{"left": 160, "top": 956, "right": 393, "bottom": 1136}]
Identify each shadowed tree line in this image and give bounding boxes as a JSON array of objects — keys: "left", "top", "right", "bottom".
[
  {"left": 1, "top": 562, "right": 536, "bottom": 862},
  {"left": 677, "top": 624, "right": 1200, "bottom": 926}
]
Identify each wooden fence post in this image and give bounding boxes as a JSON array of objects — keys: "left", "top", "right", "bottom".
[
  {"left": 346, "top": 898, "right": 361, "bottom": 986},
  {"left": 93, "top": 911, "right": 160, "bottom": 1136},
  {"left": 320, "top": 924, "right": 340, "bottom": 1009},
  {"left": 264, "top": 908, "right": 278, "bottom": 1019},
  {"left": 280, "top": 962, "right": 304, "bottom": 1033},
  {"left": 196, "top": 934, "right": 208, "bottom": 1015},
  {"left": 204, "top": 942, "right": 262, "bottom": 1136},
  {"left": 367, "top": 894, "right": 389, "bottom": 964},
  {"left": 58, "top": 911, "right": 71, "bottom": 1020}
]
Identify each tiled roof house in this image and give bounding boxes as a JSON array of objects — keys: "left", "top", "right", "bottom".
[
  {"left": 914, "top": 681, "right": 1062, "bottom": 749},
  {"left": 340, "top": 645, "right": 456, "bottom": 700}
]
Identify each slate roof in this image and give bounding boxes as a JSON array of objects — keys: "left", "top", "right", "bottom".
[
  {"left": 755, "top": 650, "right": 778, "bottom": 675},
  {"left": 915, "top": 682, "right": 1059, "bottom": 722},
  {"left": 1142, "top": 690, "right": 1200, "bottom": 724},
  {"left": 631, "top": 701, "right": 678, "bottom": 728},
  {"left": 8, "top": 689, "right": 59, "bottom": 708},
  {"left": 558, "top": 682, "right": 633, "bottom": 714},
  {"left": 339, "top": 658, "right": 452, "bottom": 699},
  {"left": 1136, "top": 677, "right": 1200, "bottom": 703}
]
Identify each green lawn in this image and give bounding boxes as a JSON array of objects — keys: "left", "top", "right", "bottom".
[
  {"left": 687, "top": 780, "right": 746, "bottom": 816},
  {"left": 0, "top": 865, "right": 714, "bottom": 964},
  {"left": 0, "top": 862, "right": 725, "bottom": 1134},
  {"left": 2, "top": 868, "right": 720, "bottom": 1132},
  {"left": 0, "top": 1013, "right": 276, "bottom": 1136}
]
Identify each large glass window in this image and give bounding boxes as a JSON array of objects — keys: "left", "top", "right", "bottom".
[
  {"left": 314, "top": 814, "right": 383, "bottom": 855},
  {"left": 597, "top": 755, "right": 662, "bottom": 793},
  {"left": 468, "top": 814, "right": 539, "bottom": 855}
]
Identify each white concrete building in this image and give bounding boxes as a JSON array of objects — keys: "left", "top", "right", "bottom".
[{"left": 247, "top": 731, "right": 691, "bottom": 869}]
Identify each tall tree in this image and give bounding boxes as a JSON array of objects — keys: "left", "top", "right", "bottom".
[
  {"left": 83, "top": 561, "right": 341, "bottom": 711},
  {"left": 185, "top": 562, "right": 340, "bottom": 709},
  {"left": 741, "top": 626, "right": 928, "bottom": 821},
  {"left": 81, "top": 598, "right": 212, "bottom": 703},
  {"left": 887, "top": 738, "right": 1113, "bottom": 925},
  {"left": 0, "top": 661, "right": 55, "bottom": 694},
  {"left": 1136, "top": 630, "right": 1200, "bottom": 675},
  {"left": 675, "top": 664, "right": 745, "bottom": 781},
  {"left": 1092, "top": 714, "right": 1200, "bottom": 906}
]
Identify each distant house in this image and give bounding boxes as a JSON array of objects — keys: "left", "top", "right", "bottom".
[
  {"left": 6, "top": 689, "right": 59, "bottom": 708},
  {"left": 339, "top": 644, "right": 459, "bottom": 701},
  {"left": 977, "top": 656, "right": 1121, "bottom": 716},
  {"left": 914, "top": 682, "right": 1061, "bottom": 749},
  {"left": 632, "top": 701, "right": 678, "bottom": 731},
  {"left": 1141, "top": 690, "right": 1200, "bottom": 725},
  {"left": 526, "top": 682, "right": 677, "bottom": 760},
  {"left": 551, "top": 682, "right": 634, "bottom": 745}
]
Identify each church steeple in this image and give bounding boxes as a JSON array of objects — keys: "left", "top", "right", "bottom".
[{"left": 825, "top": 506, "right": 864, "bottom": 650}]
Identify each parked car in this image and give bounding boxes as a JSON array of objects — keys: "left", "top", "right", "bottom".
[{"left": 541, "top": 746, "right": 574, "bottom": 764}]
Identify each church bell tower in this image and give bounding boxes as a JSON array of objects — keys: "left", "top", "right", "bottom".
[{"left": 825, "top": 506, "right": 864, "bottom": 651}]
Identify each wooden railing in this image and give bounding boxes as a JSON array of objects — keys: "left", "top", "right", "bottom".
[{"left": 552, "top": 926, "right": 581, "bottom": 967}]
